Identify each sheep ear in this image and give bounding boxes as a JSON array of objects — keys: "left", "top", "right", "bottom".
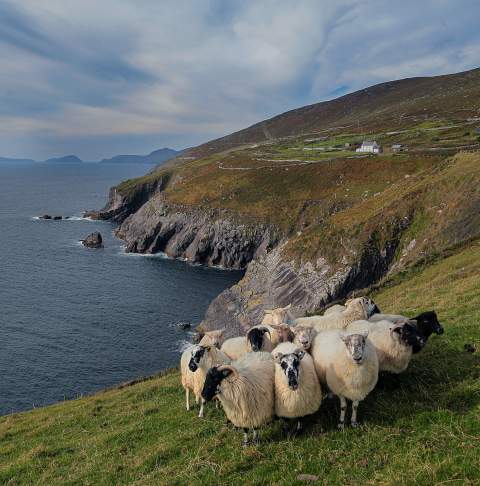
[
  {"left": 295, "top": 350, "right": 305, "bottom": 360},
  {"left": 273, "top": 352, "right": 283, "bottom": 363},
  {"left": 221, "top": 368, "right": 232, "bottom": 378}
]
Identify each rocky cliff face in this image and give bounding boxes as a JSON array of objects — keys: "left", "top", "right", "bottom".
[
  {"left": 115, "top": 194, "right": 279, "bottom": 270},
  {"left": 85, "top": 174, "right": 170, "bottom": 223}
]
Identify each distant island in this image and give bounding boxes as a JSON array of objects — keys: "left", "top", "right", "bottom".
[
  {"left": 100, "top": 148, "right": 179, "bottom": 165},
  {"left": 44, "top": 155, "right": 83, "bottom": 164},
  {"left": 0, "top": 147, "right": 179, "bottom": 165}
]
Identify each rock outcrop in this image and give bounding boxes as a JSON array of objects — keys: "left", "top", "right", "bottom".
[
  {"left": 81, "top": 232, "right": 103, "bottom": 248},
  {"left": 84, "top": 174, "right": 171, "bottom": 223},
  {"left": 115, "top": 194, "right": 278, "bottom": 270}
]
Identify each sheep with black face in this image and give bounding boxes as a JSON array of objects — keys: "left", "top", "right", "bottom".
[
  {"left": 220, "top": 326, "right": 273, "bottom": 360},
  {"left": 180, "top": 343, "right": 230, "bottom": 417},
  {"left": 368, "top": 311, "right": 443, "bottom": 352},
  {"left": 272, "top": 342, "right": 322, "bottom": 431},
  {"left": 201, "top": 352, "right": 275, "bottom": 447},
  {"left": 348, "top": 319, "right": 426, "bottom": 373},
  {"left": 310, "top": 330, "right": 379, "bottom": 428}
]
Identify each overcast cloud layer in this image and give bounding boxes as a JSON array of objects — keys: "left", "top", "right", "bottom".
[{"left": 1, "top": 0, "right": 479, "bottom": 160}]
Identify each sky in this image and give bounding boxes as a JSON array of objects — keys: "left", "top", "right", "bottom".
[{"left": 1, "top": 0, "right": 479, "bottom": 160}]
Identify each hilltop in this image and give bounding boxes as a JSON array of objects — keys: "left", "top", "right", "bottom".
[
  {"left": 87, "top": 67, "right": 480, "bottom": 336},
  {"left": 44, "top": 155, "right": 83, "bottom": 164}
]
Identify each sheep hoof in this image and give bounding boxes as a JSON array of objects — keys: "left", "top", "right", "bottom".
[
  {"left": 337, "top": 421, "right": 345, "bottom": 430},
  {"left": 351, "top": 421, "right": 359, "bottom": 428}
]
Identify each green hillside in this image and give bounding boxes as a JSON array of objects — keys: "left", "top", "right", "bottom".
[{"left": 2, "top": 240, "right": 479, "bottom": 485}]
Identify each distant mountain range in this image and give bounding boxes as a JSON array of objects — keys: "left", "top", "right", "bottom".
[
  {"left": 100, "top": 148, "right": 179, "bottom": 164},
  {"left": 0, "top": 148, "right": 179, "bottom": 165}
]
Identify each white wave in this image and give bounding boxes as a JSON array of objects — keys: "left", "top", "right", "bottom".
[
  {"left": 31, "top": 215, "right": 109, "bottom": 222},
  {"left": 177, "top": 339, "right": 194, "bottom": 353}
]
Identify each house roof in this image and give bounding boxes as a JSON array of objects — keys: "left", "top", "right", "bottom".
[{"left": 361, "top": 141, "right": 378, "bottom": 147}]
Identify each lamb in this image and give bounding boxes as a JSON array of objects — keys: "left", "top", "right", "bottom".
[
  {"left": 347, "top": 319, "right": 426, "bottom": 373},
  {"left": 368, "top": 310, "right": 443, "bottom": 351},
  {"left": 261, "top": 304, "right": 292, "bottom": 327},
  {"left": 292, "top": 325, "right": 317, "bottom": 351},
  {"left": 180, "top": 343, "right": 230, "bottom": 417},
  {"left": 272, "top": 342, "right": 322, "bottom": 431},
  {"left": 220, "top": 326, "right": 273, "bottom": 360},
  {"left": 293, "top": 297, "right": 377, "bottom": 332},
  {"left": 310, "top": 329, "right": 378, "bottom": 428},
  {"left": 202, "top": 351, "right": 275, "bottom": 447}
]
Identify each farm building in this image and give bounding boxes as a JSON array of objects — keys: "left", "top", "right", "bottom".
[{"left": 356, "top": 141, "right": 382, "bottom": 154}]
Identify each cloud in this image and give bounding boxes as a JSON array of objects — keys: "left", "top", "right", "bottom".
[{"left": 0, "top": 0, "right": 478, "bottom": 159}]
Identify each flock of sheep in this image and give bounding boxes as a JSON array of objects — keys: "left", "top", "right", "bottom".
[{"left": 180, "top": 297, "right": 444, "bottom": 447}]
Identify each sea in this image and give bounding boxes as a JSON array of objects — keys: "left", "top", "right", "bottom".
[{"left": 0, "top": 162, "right": 242, "bottom": 415}]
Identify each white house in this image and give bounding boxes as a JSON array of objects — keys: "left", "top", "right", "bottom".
[{"left": 356, "top": 141, "right": 382, "bottom": 154}]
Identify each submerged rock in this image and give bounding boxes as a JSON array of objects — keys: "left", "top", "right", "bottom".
[
  {"left": 81, "top": 232, "right": 103, "bottom": 248},
  {"left": 53, "top": 216, "right": 63, "bottom": 220},
  {"left": 176, "top": 321, "right": 191, "bottom": 330}
]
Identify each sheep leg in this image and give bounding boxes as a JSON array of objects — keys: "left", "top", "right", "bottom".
[
  {"left": 252, "top": 428, "right": 260, "bottom": 445},
  {"left": 338, "top": 396, "right": 347, "bottom": 430},
  {"left": 351, "top": 400, "right": 360, "bottom": 427},
  {"left": 296, "top": 419, "right": 303, "bottom": 432},
  {"left": 195, "top": 394, "right": 200, "bottom": 405},
  {"left": 198, "top": 398, "right": 205, "bottom": 418},
  {"left": 243, "top": 428, "right": 250, "bottom": 448},
  {"left": 185, "top": 389, "right": 190, "bottom": 411}
]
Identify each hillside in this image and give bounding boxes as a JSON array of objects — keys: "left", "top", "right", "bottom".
[
  {"left": 1, "top": 240, "right": 479, "bottom": 484},
  {"left": 86, "top": 67, "right": 480, "bottom": 336},
  {"left": 44, "top": 155, "right": 83, "bottom": 164}
]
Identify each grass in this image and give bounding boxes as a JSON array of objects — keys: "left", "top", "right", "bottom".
[{"left": 1, "top": 241, "right": 480, "bottom": 485}]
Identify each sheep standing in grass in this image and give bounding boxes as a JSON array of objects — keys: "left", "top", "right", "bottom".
[
  {"left": 348, "top": 320, "right": 426, "bottom": 373},
  {"left": 368, "top": 311, "right": 443, "bottom": 351},
  {"left": 180, "top": 343, "right": 230, "bottom": 417},
  {"left": 202, "top": 352, "right": 275, "bottom": 447},
  {"left": 292, "top": 326, "right": 317, "bottom": 351},
  {"left": 272, "top": 342, "right": 322, "bottom": 431},
  {"left": 221, "top": 326, "right": 273, "bottom": 360},
  {"left": 310, "top": 330, "right": 378, "bottom": 428},
  {"left": 294, "top": 297, "right": 376, "bottom": 332}
]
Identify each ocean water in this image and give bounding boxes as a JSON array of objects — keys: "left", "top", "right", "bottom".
[{"left": 0, "top": 163, "right": 242, "bottom": 415}]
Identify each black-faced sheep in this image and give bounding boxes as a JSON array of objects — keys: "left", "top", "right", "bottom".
[
  {"left": 201, "top": 352, "right": 275, "bottom": 447},
  {"left": 220, "top": 326, "right": 273, "bottom": 360}
]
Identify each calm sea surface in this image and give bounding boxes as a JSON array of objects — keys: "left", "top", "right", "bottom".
[{"left": 0, "top": 163, "right": 242, "bottom": 415}]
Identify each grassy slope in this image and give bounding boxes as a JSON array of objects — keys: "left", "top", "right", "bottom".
[{"left": 2, "top": 242, "right": 479, "bottom": 485}]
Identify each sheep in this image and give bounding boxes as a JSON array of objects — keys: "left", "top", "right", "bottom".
[
  {"left": 180, "top": 343, "right": 230, "bottom": 417},
  {"left": 199, "top": 328, "right": 226, "bottom": 348},
  {"left": 272, "top": 342, "right": 322, "bottom": 431},
  {"left": 310, "top": 329, "right": 378, "bottom": 428},
  {"left": 292, "top": 325, "right": 317, "bottom": 351},
  {"left": 220, "top": 326, "right": 273, "bottom": 360},
  {"left": 202, "top": 351, "right": 275, "bottom": 447},
  {"left": 261, "top": 304, "right": 292, "bottom": 326},
  {"left": 269, "top": 323, "right": 295, "bottom": 346},
  {"left": 368, "top": 310, "right": 443, "bottom": 350},
  {"left": 347, "top": 319, "right": 426, "bottom": 373},
  {"left": 324, "top": 298, "right": 381, "bottom": 317},
  {"left": 294, "top": 297, "right": 377, "bottom": 332}
]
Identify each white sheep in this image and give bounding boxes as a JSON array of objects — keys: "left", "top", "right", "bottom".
[
  {"left": 220, "top": 325, "right": 273, "bottom": 360},
  {"left": 294, "top": 297, "right": 372, "bottom": 332},
  {"left": 272, "top": 342, "right": 322, "bottom": 431},
  {"left": 347, "top": 319, "right": 425, "bottom": 374},
  {"left": 201, "top": 352, "right": 275, "bottom": 447},
  {"left": 310, "top": 329, "right": 378, "bottom": 428},
  {"left": 323, "top": 304, "right": 346, "bottom": 315},
  {"left": 323, "top": 298, "right": 380, "bottom": 317},
  {"left": 261, "top": 304, "right": 292, "bottom": 327},
  {"left": 180, "top": 343, "right": 230, "bottom": 417},
  {"left": 292, "top": 325, "right": 317, "bottom": 351},
  {"left": 198, "top": 328, "right": 226, "bottom": 348}
]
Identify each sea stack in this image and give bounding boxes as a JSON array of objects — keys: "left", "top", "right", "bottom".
[{"left": 81, "top": 232, "right": 104, "bottom": 248}]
